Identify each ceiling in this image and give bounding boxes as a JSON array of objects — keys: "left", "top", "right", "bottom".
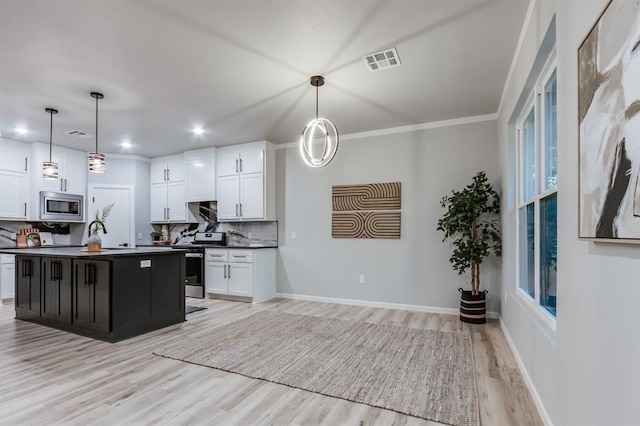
[{"left": 0, "top": 0, "right": 529, "bottom": 159}]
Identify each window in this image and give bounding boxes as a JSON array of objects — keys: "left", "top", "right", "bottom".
[{"left": 516, "top": 62, "right": 558, "bottom": 319}]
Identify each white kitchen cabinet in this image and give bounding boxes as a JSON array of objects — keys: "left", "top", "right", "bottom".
[
  {"left": 29, "top": 143, "right": 87, "bottom": 221},
  {"left": 1, "top": 254, "right": 15, "bottom": 303},
  {"left": 0, "top": 139, "right": 29, "bottom": 220},
  {"left": 150, "top": 181, "right": 187, "bottom": 223},
  {"left": 150, "top": 154, "right": 188, "bottom": 223},
  {"left": 204, "top": 248, "right": 275, "bottom": 303},
  {"left": 185, "top": 147, "right": 216, "bottom": 202},
  {"left": 216, "top": 140, "right": 275, "bottom": 221},
  {"left": 150, "top": 154, "right": 185, "bottom": 184},
  {"left": 32, "top": 144, "right": 86, "bottom": 194}
]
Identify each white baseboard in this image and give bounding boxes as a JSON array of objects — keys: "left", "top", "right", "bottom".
[
  {"left": 275, "top": 292, "right": 499, "bottom": 319},
  {"left": 499, "top": 317, "right": 553, "bottom": 426}
]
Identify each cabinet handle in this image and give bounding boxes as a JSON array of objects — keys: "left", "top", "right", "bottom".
[
  {"left": 60, "top": 179, "right": 63, "bottom": 191},
  {"left": 24, "top": 157, "right": 27, "bottom": 172},
  {"left": 65, "top": 179, "right": 68, "bottom": 192},
  {"left": 167, "top": 208, "right": 170, "bottom": 220},
  {"left": 228, "top": 264, "right": 231, "bottom": 279},
  {"left": 24, "top": 202, "right": 26, "bottom": 217},
  {"left": 163, "top": 169, "right": 167, "bottom": 181},
  {"left": 239, "top": 158, "right": 243, "bottom": 172},
  {"left": 167, "top": 168, "right": 170, "bottom": 181},
  {"left": 88, "top": 263, "right": 96, "bottom": 285},
  {"left": 223, "top": 264, "right": 227, "bottom": 279},
  {"left": 22, "top": 259, "right": 32, "bottom": 277},
  {"left": 235, "top": 159, "right": 239, "bottom": 173},
  {"left": 235, "top": 203, "right": 239, "bottom": 217},
  {"left": 239, "top": 203, "right": 242, "bottom": 217}
]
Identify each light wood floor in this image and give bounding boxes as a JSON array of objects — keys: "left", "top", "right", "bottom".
[{"left": 0, "top": 297, "right": 542, "bottom": 425}]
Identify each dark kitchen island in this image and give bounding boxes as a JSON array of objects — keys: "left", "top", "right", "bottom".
[{"left": 1, "top": 247, "right": 186, "bottom": 342}]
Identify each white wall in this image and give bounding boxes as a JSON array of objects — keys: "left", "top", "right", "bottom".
[
  {"left": 276, "top": 119, "right": 502, "bottom": 312},
  {"left": 499, "top": 1, "right": 640, "bottom": 424}
]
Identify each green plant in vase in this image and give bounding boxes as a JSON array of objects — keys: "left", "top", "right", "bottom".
[
  {"left": 87, "top": 203, "right": 114, "bottom": 251},
  {"left": 437, "top": 171, "right": 501, "bottom": 323}
]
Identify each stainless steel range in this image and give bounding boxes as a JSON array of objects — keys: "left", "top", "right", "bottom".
[{"left": 173, "top": 232, "right": 226, "bottom": 298}]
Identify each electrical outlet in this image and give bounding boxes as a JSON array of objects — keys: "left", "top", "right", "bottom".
[
  {"left": 359, "top": 274, "right": 365, "bottom": 284},
  {"left": 138, "top": 232, "right": 142, "bottom": 240}
]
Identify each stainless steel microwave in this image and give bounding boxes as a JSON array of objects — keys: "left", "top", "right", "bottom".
[{"left": 39, "top": 191, "right": 84, "bottom": 222}]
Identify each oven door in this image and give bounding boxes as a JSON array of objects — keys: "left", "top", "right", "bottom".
[{"left": 184, "top": 252, "right": 204, "bottom": 298}]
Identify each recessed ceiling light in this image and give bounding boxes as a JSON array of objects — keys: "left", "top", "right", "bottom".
[
  {"left": 192, "top": 127, "right": 204, "bottom": 135},
  {"left": 14, "top": 127, "right": 29, "bottom": 134},
  {"left": 121, "top": 140, "right": 132, "bottom": 149}
]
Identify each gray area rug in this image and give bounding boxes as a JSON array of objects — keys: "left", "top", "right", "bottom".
[{"left": 154, "top": 311, "right": 478, "bottom": 426}]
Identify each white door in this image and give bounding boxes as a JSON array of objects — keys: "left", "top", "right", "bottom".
[
  {"left": 150, "top": 183, "right": 167, "bottom": 223},
  {"left": 216, "top": 147, "right": 240, "bottom": 176},
  {"left": 89, "top": 185, "right": 135, "bottom": 248}
]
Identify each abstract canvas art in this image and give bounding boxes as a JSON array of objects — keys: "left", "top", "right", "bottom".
[
  {"left": 331, "top": 182, "right": 401, "bottom": 239},
  {"left": 578, "top": 0, "right": 640, "bottom": 241}
]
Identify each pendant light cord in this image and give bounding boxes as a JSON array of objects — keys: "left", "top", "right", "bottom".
[
  {"left": 49, "top": 110, "right": 53, "bottom": 162},
  {"left": 95, "top": 95, "right": 99, "bottom": 153},
  {"left": 315, "top": 84, "right": 319, "bottom": 119}
]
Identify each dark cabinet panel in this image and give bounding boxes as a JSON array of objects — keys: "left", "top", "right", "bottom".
[
  {"left": 41, "top": 258, "right": 71, "bottom": 324},
  {"left": 73, "top": 260, "right": 110, "bottom": 332},
  {"left": 15, "top": 257, "right": 41, "bottom": 318},
  {"left": 151, "top": 255, "right": 185, "bottom": 321}
]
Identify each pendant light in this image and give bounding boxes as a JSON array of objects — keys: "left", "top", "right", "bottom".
[
  {"left": 43, "top": 108, "right": 59, "bottom": 180},
  {"left": 300, "top": 75, "right": 339, "bottom": 168},
  {"left": 88, "top": 91, "right": 106, "bottom": 173}
]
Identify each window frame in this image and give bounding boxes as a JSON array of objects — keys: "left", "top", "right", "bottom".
[{"left": 515, "top": 52, "right": 558, "bottom": 331}]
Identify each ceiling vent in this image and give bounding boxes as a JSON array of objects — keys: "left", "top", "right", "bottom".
[
  {"left": 362, "top": 47, "right": 401, "bottom": 72},
  {"left": 65, "top": 130, "right": 93, "bottom": 138}
]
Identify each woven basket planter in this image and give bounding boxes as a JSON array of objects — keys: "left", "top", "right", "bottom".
[{"left": 459, "top": 288, "right": 488, "bottom": 324}]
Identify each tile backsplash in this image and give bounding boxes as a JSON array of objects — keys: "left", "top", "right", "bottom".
[{"left": 157, "top": 202, "right": 278, "bottom": 247}]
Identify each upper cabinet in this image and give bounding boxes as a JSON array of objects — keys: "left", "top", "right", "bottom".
[
  {"left": 150, "top": 154, "right": 185, "bottom": 184},
  {"left": 28, "top": 143, "right": 87, "bottom": 221},
  {"left": 150, "top": 154, "right": 188, "bottom": 223},
  {"left": 0, "top": 139, "right": 29, "bottom": 220},
  {"left": 31, "top": 143, "right": 87, "bottom": 195},
  {"left": 184, "top": 147, "right": 216, "bottom": 202},
  {"left": 216, "top": 141, "right": 275, "bottom": 221}
]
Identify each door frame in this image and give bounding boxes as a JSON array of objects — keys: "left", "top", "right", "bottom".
[{"left": 88, "top": 184, "right": 136, "bottom": 248}]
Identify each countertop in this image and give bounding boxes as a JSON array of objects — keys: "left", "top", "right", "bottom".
[{"left": 0, "top": 246, "right": 187, "bottom": 257}]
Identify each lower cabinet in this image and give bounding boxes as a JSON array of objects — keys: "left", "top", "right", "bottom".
[
  {"left": 205, "top": 248, "right": 275, "bottom": 303},
  {"left": 15, "top": 256, "right": 40, "bottom": 318},
  {"left": 41, "top": 258, "right": 72, "bottom": 324},
  {"left": 73, "top": 259, "right": 110, "bottom": 332}
]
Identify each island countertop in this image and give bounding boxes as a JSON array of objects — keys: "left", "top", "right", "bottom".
[{"left": 0, "top": 246, "right": 185, "bottom": 257}]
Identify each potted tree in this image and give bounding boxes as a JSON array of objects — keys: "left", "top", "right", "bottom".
[{"left": 436, "top": 171, "right": 501, "bottom": 324}]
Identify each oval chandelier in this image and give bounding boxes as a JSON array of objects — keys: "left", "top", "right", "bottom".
[
  {"left": 300, "top": 75, "right": 339, "bottom": 168},
  {"left": 43, "top": 107, "right": 59, "bottom": 180},
  {"left": 88, "top": 91, "right": 106, "bottom": 173}
]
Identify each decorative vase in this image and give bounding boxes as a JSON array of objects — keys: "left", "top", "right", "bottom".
[
  {"left": 87, "top": 230, "right": 102, "bottom": 252},
  {"left": 458, "top": 288, "right": 488, "bottom": 324}
]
